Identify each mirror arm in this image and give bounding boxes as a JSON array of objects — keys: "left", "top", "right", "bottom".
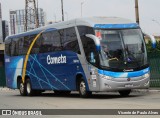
[{"left": 85, "top": 34, "right": 101, "bottom": 51}]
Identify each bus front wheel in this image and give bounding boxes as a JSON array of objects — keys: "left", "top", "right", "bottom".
[
  {"left": 79, "top": 79, "right": 92, "bottom": 98},
  {"left": 119, "top": 90, "right": 131, "bottom": 97}
]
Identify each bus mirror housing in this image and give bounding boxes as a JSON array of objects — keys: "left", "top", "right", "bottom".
[
  {"left": 85, "top": 34, "right": 101, "bottom": 51},
  {"left": 144, "top": 33, "right": 156, "bottom": 48}
]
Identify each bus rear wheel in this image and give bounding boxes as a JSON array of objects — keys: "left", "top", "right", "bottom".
[
  {"left": 79, "top": 79, "right": 92, "bottom": 98},
  {"left": 119, "top": 90, "right": 131, "bottom": 97},
  {"left": 19, "top": 80, "right": 27, "bottom": 96},
  {"left": 26, "top": 79, "right": 35, "bottom": 96}
]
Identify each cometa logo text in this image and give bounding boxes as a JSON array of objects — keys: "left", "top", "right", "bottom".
[{"left": 47, "top": 55, "right": 66, "bottom": 64}]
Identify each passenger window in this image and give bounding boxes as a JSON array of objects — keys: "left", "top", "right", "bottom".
[
  {"left": 10, "top": 40, "right": 16, "bottom": 56},
  {"left": 62, "top": 27, "right": 81, "bottom": 54},
  {"left": 40, "top": 30, "right": 62, "bottom": 53},
  {"left": 17, "top": 38, "right": 23, "bottom": 55},
  {"left": 5, "top": 38, "right": 11, "bottom": 56},
  {"left": 30, "top": 35, "right": 39, "bottom": 54},
  {"left": 51, "top": 31, "right": 62, "bottom": 51},
  {"left": 23, "top": 36, "right": 32, "bottom": 55}
]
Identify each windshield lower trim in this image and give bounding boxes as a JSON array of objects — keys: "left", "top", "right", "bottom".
[{"left": 100, "top": 64, "right": 149, "bottom": 72}]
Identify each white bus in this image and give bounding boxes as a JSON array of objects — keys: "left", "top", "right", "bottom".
[{"left": 5, "top": 17, "right": 155, "bottom": 97}]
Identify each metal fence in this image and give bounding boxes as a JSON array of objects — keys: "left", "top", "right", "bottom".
[{"left": 148, "top": 51, "right": 160, "bottom": 87}]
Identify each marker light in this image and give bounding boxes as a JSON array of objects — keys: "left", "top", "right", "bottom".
[{"left": 96, "top": 32, "right": 102, "bottom": 39}]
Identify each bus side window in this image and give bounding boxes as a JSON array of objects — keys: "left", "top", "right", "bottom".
[
  {"left": 41, "top": 32, "right": 52, "bottom": 53},
  {"left": 5, "top": 38, "right": 11, "bottom": 56},
  {"left": 30, "top": 35, "right": 40, "bottom": 54},
  {"left": 23, "top": 36, "right": 31, "bottom": 55},
  {"left": 81, "top": 36, "right": 99, "bottom": 67},
  {"left": 10, "top": 39, "right": 16, "bottom": 56},
  {"left": 18, "top": 37, "right": 24, "bottom": 55},
  {"left": 52, "top": 31, "right": 62, "bottom": 51},
  {"left": 5, "top": 44, "right": 10, "bottom": 56},
  {"left": 62, "top": 27, "right": 81, "bottom": 54},
  {"left": 40, "top": 30, "right": 62, "bottom": 53}
]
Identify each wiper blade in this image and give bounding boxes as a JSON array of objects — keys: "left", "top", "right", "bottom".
[{"left": 126, "top": 52, "right": 140, "bottom": 66}]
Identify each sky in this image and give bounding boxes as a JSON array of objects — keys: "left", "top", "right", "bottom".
[{"left": 0, "top": 0, "right": 160, "bottom": 35}]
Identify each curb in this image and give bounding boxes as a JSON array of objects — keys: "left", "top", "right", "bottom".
[{"left": 0, "top": 87, "right": 11, "bottom": 91}]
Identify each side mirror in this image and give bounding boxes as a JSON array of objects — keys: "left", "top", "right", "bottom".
[
  {"left": 144, "top": 33, "right": 156, "bottom": 48},
  {"left": 85, "top": 34, "right": 101, "bottom": 51}
]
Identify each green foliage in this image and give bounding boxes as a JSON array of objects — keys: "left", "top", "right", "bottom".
[{"left": 146, "top": 40, "right": 160, "bottom": 53}]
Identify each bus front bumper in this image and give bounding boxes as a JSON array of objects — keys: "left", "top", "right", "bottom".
[{"left": 99, "top": 74, "right": 150, "bottom": 92}]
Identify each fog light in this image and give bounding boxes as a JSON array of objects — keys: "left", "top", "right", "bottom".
[{"left": 144, "top": 81, "right": 150, "bottom": 86}]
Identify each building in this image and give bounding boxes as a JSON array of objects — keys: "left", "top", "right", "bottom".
[
  {"left": 2, "top": 20, "right": 9, "bottom": 41},
  {"left": 0, "top": 3, "right": 3, "bottom": 43},
  {"left": 10, "top": 8, "right": 46, "bottom": 35},
  {"left": 0, "top": 3, "right": 1, "bottom": 18}
]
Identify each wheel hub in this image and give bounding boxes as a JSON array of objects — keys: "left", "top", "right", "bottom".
[
  {"left": 80, "top": 81, "right": 86, "bottom": 95},
  {"left": 20, "top": 83, "right": 24, "bottom": 93},
  {"left": 27, "top": 83, "right": 31, "bottom": 94}
]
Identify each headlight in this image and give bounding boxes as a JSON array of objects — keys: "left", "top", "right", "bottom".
[
  {"left": 104, "top": 76, "right": 112, "bottom": 80},
  {"left": 99, "top": 74, "right": 112, "bottom": 80},
  {"left": 143, "top": 73, "right": 150, "bottom": 78}
]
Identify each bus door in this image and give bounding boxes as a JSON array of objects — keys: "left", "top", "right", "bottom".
[{"left": 81, "top": 34, "right": 101, "bottom": 91}]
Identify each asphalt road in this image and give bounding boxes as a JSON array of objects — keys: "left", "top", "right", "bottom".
[{"left": 0, "top": 89, "right": 160, "bottom": 117}]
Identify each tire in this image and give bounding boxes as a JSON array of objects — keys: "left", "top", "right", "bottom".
[
  {"left": 19, "top": 80, "right": 27, "bottom": 96},
  {"left": 26, "top": 79, "right": 35, "bottom": 96},
  {"left": 119, "top": 90, "right": 131, "bottom": 97},
  {"left": 79, "top": 79, "right": 92, "bottom": 98}
]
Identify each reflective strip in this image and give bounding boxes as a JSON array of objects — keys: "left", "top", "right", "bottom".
[
  {"left": 98, "top": 67, "right": 150, "bottom": 78},
  {"left": 94, "top": 23, "right": 139, "bottom": 29}
]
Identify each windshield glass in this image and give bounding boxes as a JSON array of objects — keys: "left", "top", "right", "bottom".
[{"left": 96, "top": 29, "right": 147, "bottom": 70}]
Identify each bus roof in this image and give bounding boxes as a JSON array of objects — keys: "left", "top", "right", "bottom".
[
  {"left": 76, "top": 17, "right": 137, "bottom": 27},
  {"left": 6, "top": 16, "right": 138, "bottom": 40}
]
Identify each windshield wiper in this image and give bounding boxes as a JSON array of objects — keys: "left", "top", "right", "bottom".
[{"left": 125, "top": 46, "right": 140, "bottom": 67}]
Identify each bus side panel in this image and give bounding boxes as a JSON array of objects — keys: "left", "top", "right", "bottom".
[
  {"left": 5, "top": 56, "right": 24, "bottom": 89},
  {"left": 26, "top": 51, "right": 86, "bottom": 91}
]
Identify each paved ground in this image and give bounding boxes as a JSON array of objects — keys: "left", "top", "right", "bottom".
[{"left": 0, "top": 89, "right": 160, "bottom": 118}]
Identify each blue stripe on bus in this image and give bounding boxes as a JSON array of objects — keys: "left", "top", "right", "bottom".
[
  {"left": 96, "top": 45, "right": 101, "bottom": 51},
  {"left": 94, "top": 23, "right": 139, "bottom": 29},
  {"left": 98, "top": 67, "right": 150, "bottom": 78}
]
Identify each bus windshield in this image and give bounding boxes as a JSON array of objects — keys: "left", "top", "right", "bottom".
[{"left": 96, "top": 29, "right": 147, "bottom": 71}]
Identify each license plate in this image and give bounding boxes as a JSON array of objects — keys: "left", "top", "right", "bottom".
[{"left": 125, "top": 84, "right": 133, "bottom": 88}]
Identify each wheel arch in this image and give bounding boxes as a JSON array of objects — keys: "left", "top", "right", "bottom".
[
  {"left": 75, "top": 73, "right": 89, "bottom": 91},
  {"left": 17, "top": 75, "right": 30, "bottom": 89}
]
